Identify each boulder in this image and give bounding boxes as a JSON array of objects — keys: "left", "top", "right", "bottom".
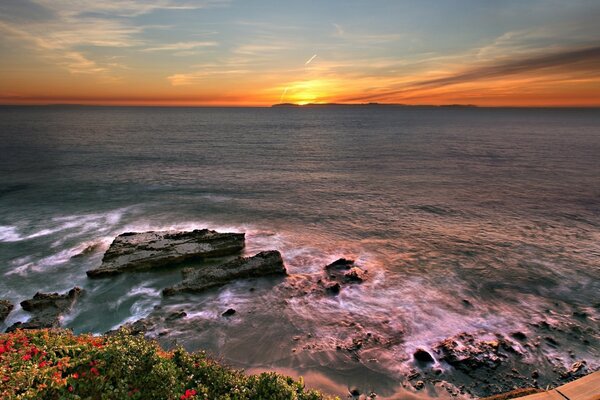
[
  {"left": 6, "top": 288, "right": 83, "bottom": 332},
  {"left": 222, "top": 308, "right": 236, "bottom": 317},
  {"left": 325, "top": 282, "right": 341, "bottom": 295},
  {"left": 325, "top": 258, "right": 355, "bottom": 270},
  {"left": 163, "top": 251, "right": 286, "bottom": 296},
  {"left": 0, "top": 299, "right": 14, "bottom": 322},
  {"left": 414, "top": 348, "right": 435, "bottom": 364},
  {"left": 86, "top": 229, "right": 245, "bottom": 277}
]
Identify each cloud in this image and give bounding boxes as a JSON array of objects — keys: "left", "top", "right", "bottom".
[
  {"left": 343, "top": 46, "right": 600, "bottom": 102},
  {"left": 33, "top": 0, "right": 230, "bottom": 18},
  {"left": 0, "top": 0, "right": 228, "bottom": 76},
  {"left": 142, "top": 41, "right": 218, "bottom": 52},
  {"left": 305, "top": 54, "right": 317, "bottom": 65},
  {"left": 167, "top": 69, "right": 250, "bottom": 86}
]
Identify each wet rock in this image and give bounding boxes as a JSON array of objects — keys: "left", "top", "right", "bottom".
[
  {"left": 87, "top": 229, "right": 245, "bottom": 277},
  {"left": 6, "top": 288, "right": 83, "bottom": 332},
  {"left": 572, "top": 311, "right": 588, "bottom": 319},
  {"left": 325, "top": 282, "right": 341, "bottom": 295},
  {"left": 434, "top": 333, "right": 514, "bottom": 372},
  {"left": 349, "top": 388, "right": 360, "bottom": 396},
  {"left": 165, "top": 310, "right": 187, "bottom": 321},
  {"left": 414, "top": 380, "right": 425, "bottom": 390},
  {"left": 343, "top": 267, "right": 367, "bottom": 283},
  {"left": 163, "top": 251, "right": 286, "bottom": 295},
  {"left": 325, "top": 258, "right": 368, "bottom": 286},
  {"left": 414, "top": 348, "right": 435, "bottom": 364},
  {"left": 110, "top": 317, "right": 156, "bottom": 336},
  {"left": 325, "top": 258, "right": 355, "bottom": 270},
  {"left": 0, "top": 300, "right": 14, "bottom": 322},
  {"left": 222, "top": 308, "right": 236, "bottom": 317},
  {"left": 560, "top": 360, "right": 588, "bottom": 379}
]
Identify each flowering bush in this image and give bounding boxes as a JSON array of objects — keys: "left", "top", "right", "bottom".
[{"left": 0, "top": 329, "right": 331, "bottom": 400}]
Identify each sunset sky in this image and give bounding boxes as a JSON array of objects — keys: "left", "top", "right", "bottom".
[{"left": 1, "top": 0, "right": 599, "bottom": 106}]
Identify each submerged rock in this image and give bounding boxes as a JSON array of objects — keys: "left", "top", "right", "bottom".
[
  {"left": 0, "top": 299, "right": 14, "bottom": 322},
  {"left": 163, "top": 251, "right": 286, "bottom": 296},
  {"left": 86, "top": 229, "right": 245, "bottom": 277},
  {"left": 6, "top": 288, "right": 83, "bottom": 332}
]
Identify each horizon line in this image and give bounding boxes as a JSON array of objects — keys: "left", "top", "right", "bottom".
[{"left": 1, "top": 103, "right": 599, "bottom": 109}]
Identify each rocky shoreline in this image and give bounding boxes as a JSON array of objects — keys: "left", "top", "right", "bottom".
[{"left": 2, "top": 228, "right": 597, "bottom": 399}]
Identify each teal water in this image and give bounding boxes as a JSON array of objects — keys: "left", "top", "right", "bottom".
[{"left": 1, "top": 106, "right": 599, "bottom": 396}]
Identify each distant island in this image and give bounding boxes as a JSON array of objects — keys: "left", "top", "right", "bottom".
[{"left": 271, "top": 102, "right": 478, "bottom": 108}]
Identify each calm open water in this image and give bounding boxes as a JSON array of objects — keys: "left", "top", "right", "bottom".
[{"left": 1, "top": 106, "right": 599, "bottom": 397}]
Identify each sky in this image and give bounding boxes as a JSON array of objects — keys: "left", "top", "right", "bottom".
[{"left": 1, "top": 0, "right": 599, "bottom": 106}]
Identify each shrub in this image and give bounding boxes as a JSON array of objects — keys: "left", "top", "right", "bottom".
[{"left": 0, "top": 329, "right": 334, "bottom": 400}]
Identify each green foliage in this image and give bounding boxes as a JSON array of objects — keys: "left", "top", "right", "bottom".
[{"left": 0, "top": 329, "right": 335, "bottom": 400}]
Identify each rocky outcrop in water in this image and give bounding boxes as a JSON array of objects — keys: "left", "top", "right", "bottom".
[
  {"left": 435, "top": 333, "right": 519, "bottom": 372},
  {"left": 0, "top": 300, "right": 14, "bottom": 322},
  {"left": 6, "top": 288, "right": 83, "bottom": 332},
  {"left": 163, "top": 251, "right": 286, "bottom": 296},
  {"left": 322, "top": 258, "right": 368, "bottom": 294},
  {"left": 86, "top": 229, "right": 245, "bottom": 277}
]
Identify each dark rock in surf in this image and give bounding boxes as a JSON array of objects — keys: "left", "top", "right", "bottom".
[
  {"left": 414, "top": 348, "right": 435, "bottom": 364},
  {"left": 325, "top": 282, "right": 341, "bottom": 295},
  {"left": 165, "top": 310, "right": 187, "bottom": 321},
  {"left": 6, "top": 288, "right": 83, "bottom": 332},
  {"left": 222, "top": 308, "right": 236, "bottom": 317},
  {"left": 0, "top": 300, "right": 14, "bottom": 322},
  {"left": 86, "top": 229, "right": 245, "bottom": 277},
  {"left": 163, "top": 251, "right": 286, "bottom": 296},
  {"left": 111, "top": 317, "right": 155, "bottom": 336},
  {"left": 325, "top": 258, "right": 367, "bottom": 285},
  {"left": 343, "top": 267, "right": 367, "bottom": 283},
  {"left": 325, "top": 258, "right": 355, "bottom": 270}
]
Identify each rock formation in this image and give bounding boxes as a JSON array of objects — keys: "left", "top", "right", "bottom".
[
  {"left": 86, "top": 229, "right": 245, "bottom": 277},
  {"left": 6, "top": 288, "right": 83, "bottom": 332},
  {"left": 163, "top": 250, "right": 286, "bottom": 296}
]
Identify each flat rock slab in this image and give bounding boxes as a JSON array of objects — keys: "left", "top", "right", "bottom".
[
  {"left": 6, "top": 287, "right": 83, "bottom": 332},
  {"left": 0, "top": 299, "right": 14, "bottom": 322},
  {"left": 86, "top": 229, "right": 245, "bottom": 278},
  {"left": 163, "top": 250, "right": 286, "bottom": 296}
]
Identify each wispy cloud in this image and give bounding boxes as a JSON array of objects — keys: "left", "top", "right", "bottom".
[
  {"left": 167, "top": 68, "right": 250, "bottom": 86},
  {"left": 142, "top": 41, "right": 218, "bottom": 52},
  {"left": 0, "top": 0, "right": 228, "bottom": 76},
  {"left": 305, "top": 54, "right": 317, "bottom": 65},
  {"left": 343, "top": 46, "right": 600, "bottom": 102}
]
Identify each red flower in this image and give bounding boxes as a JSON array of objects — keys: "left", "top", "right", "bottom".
[
  {"left": 72, "top": 373, "right": 79, "bottom": 379},
  {"left": 22, "top": 354, "right": 32, "bottom": 361},
  {"left": 90, "top": 367, "right": 99, "bottom": 376},
  {"left": 38, "top": 360, "right": 50, "bottom": 368},
  {"left": 68, "top": 386, "right": 74, "bottom": 392},
  {"left": 180, "top": 389, "right": 197, "bottom": 399}
]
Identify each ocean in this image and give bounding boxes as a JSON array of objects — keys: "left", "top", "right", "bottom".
[{"left": 1, "top": 106, "right": 599, "bottom": 397}]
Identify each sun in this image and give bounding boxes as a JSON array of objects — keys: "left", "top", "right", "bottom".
[{"left": 280, "top": 79, "right": 333, "bottom": 105}]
